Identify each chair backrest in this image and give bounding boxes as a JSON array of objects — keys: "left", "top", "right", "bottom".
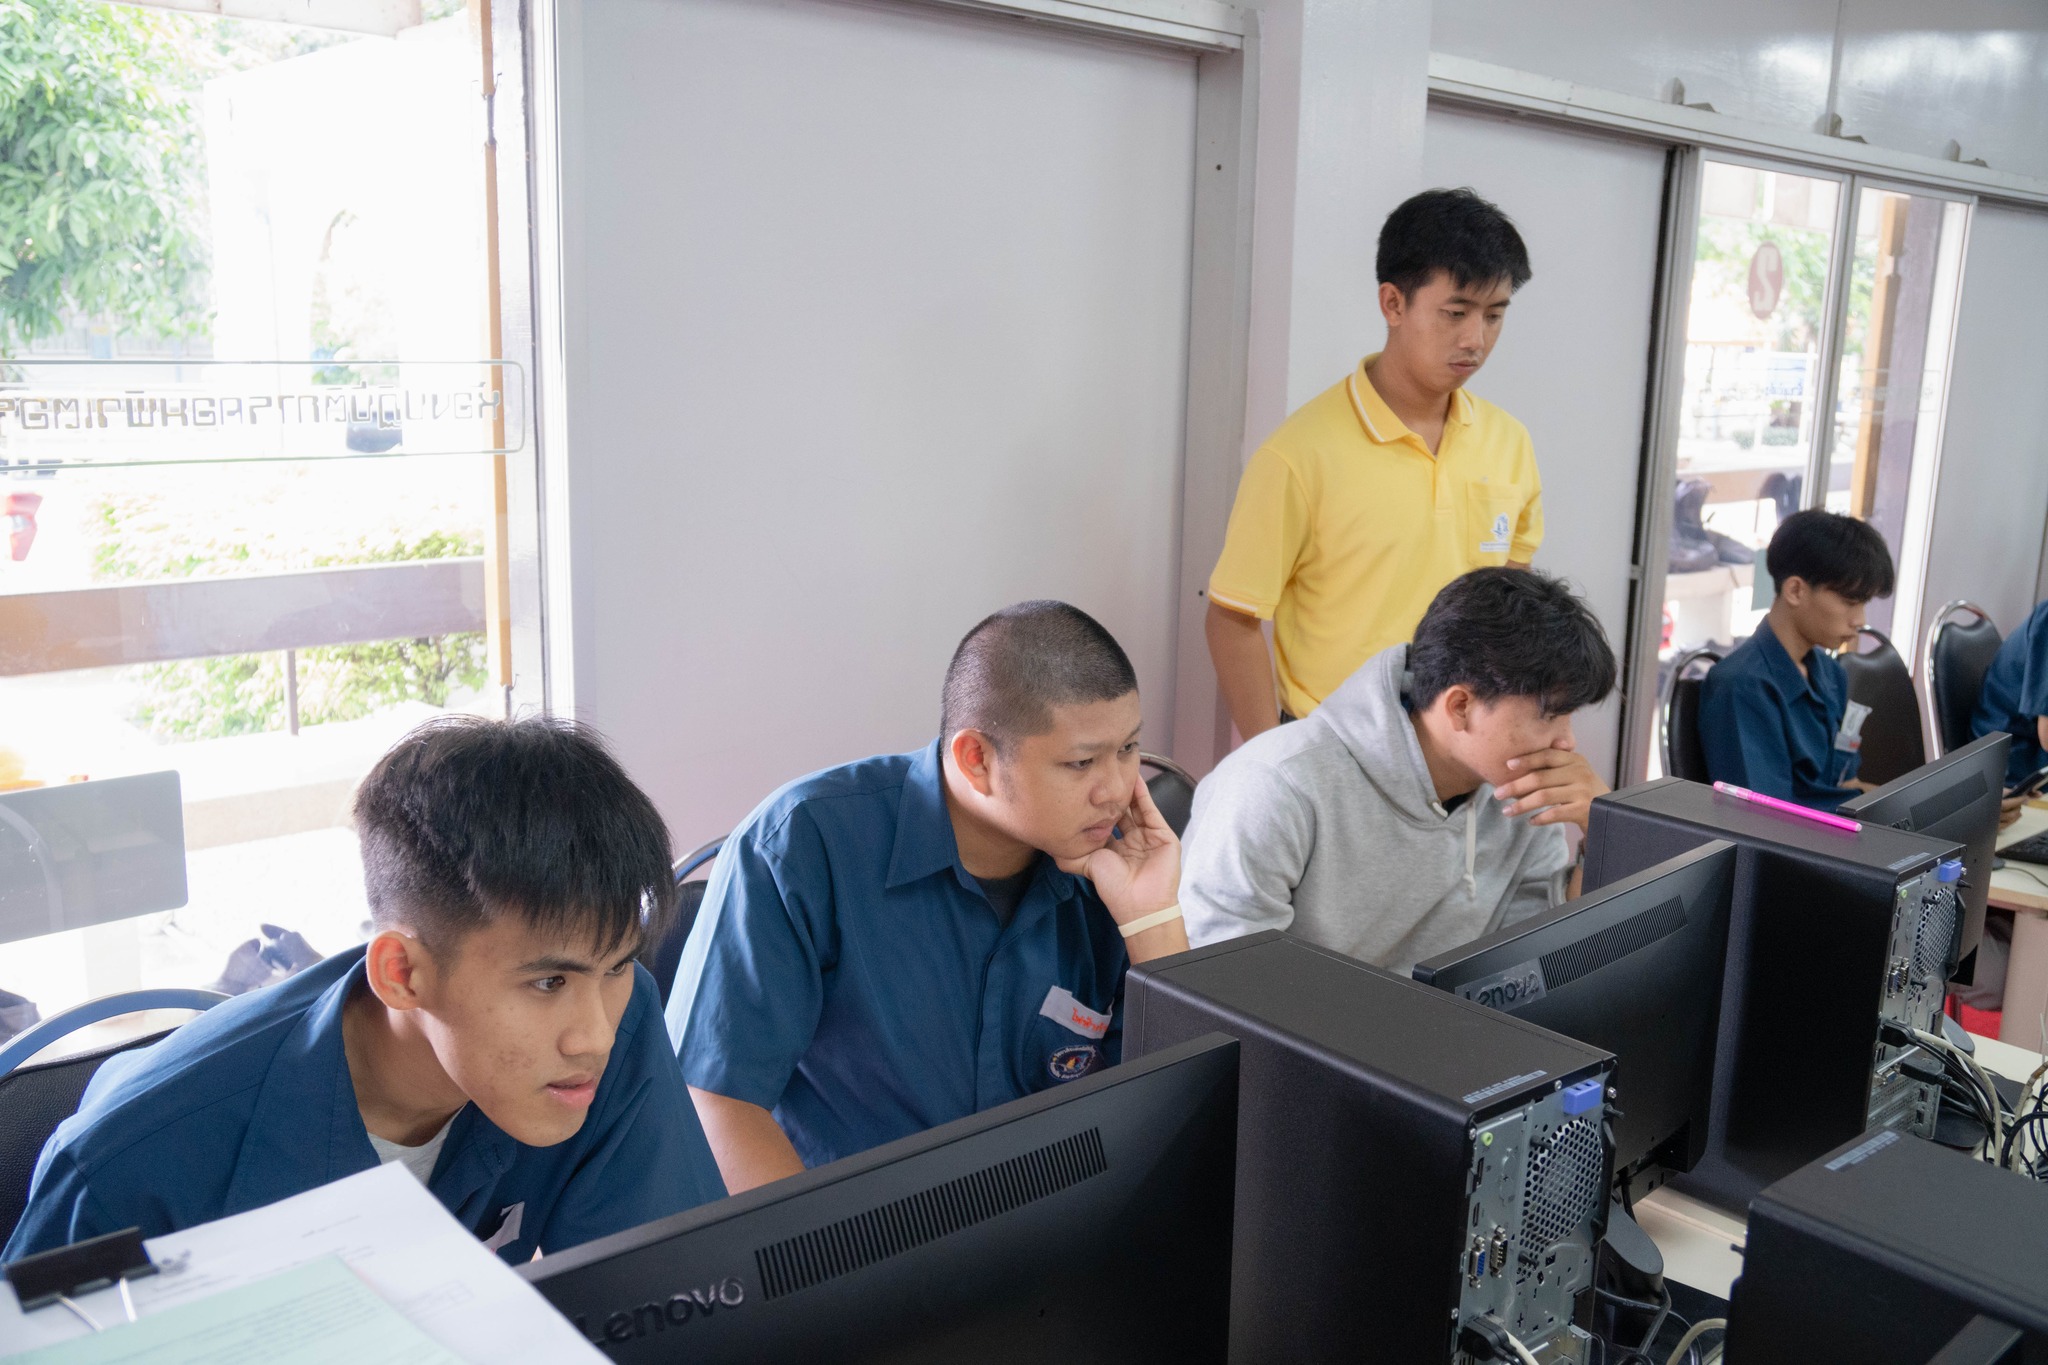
[
  {"left": 0, "top": 987, "right": 227, "bottom": 1250},
  {"left": 1926, "top": 603, "right": 2004, "bottom": 757},
  {"left": 646, "top": 836, "right": 726, "bottom": 1007},
  {"left": 0, "top": 1029, "right": 173, "bottom": 1250},
  {"left": 1839, "top": 627, "right": 1927, "bottom": 786},
  {"left": 1140, "top": 752, "right": 1197, "bottom": 839},
  {"left": 1662, "top": 646, "right": 1723, "bottom": 782}
]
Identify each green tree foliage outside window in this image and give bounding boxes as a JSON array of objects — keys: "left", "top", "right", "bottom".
[
  {"left": 92, "top": 494, "right": 489, "bottom": 739},
  {"left": 0, "top": 0, "right": 208, "bottom": 350}
]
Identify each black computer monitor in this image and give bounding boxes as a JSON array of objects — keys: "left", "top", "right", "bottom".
[
  {"left": 0, "top": 771, "right": 187, "bottom": 945},
  {"left": 1840, "top": 732, "right": 2010, "bottom": 980},
  {"left": 1414, "top": 841, "right": 1737, "bottom": 1188},
  {"left": 522, "top": 1034, "right": 1238, "bottom": 1364}
]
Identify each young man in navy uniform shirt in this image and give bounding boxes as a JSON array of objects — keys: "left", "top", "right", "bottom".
[
  {"left": 1973, "top": 597, "right": 2048, "bottom": 792},
  {"left": 1699, "top": 509, "right": 1894, "bottom": 813},
  {"left": 5, "top": 717, "right": 726, "bottom": 1262},
  {"left": 669, "top": 601, "right": 1188, "bottom": 1193}
]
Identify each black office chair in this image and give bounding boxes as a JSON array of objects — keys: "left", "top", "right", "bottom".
[
  {"left": 1839, "top": 627, "right": 1926, "bottom": 786},
  {"left": 1924, "top": 601, "right": 2003, "bottom": 757},
  {"left": 1139, "top": 752, "right": 1197, "bottom": 838},
  {"left": 645, "top": 835, "right": 726, "bottom": 1007},
  {"left": 1661, "top": 646, "right": 1723, "bottom": 782},
  {"left": 0, "top": 988, "right": 226, "bottom": 1249}
]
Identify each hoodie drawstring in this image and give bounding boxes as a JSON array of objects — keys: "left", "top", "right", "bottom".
[{"left": 1464, "top": 801, "right": 1477, "bottom": 897}]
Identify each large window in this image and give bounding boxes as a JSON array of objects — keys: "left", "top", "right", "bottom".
[
  {"left": 0, "top": 1, "right": 517, "bottom": 1050},
  {"left": 1663, "top": 161, "right": 1843, "bottom": 660}
]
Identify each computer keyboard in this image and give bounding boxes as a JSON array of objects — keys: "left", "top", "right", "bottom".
[{"left": 2002, "top": 829, "right": 2048, "bottom": 866}]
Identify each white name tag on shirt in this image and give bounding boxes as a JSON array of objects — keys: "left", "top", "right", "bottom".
[
  {"left": 1835, "top": 699, "right": 1872, "bottom": 754},
  {"left": 1039, "top": 985, "right": 1111, "bottom": 1040}
]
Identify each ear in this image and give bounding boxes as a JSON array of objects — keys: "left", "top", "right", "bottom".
[
  {"left": 1377, "top": 281, "right": 1407, "bottom": 327},
  {"left": 363, "top": 929, "right": 436, "bottom": 1013},
  {"left": 1439, "top": 684, "right": 1476, "bottom": 733},
  {"left": 948, "top": 728, "right": 1000, "bottom": 798},
  {"left": 1778, "top": 574, "right": 1809, "bottom": 607}
]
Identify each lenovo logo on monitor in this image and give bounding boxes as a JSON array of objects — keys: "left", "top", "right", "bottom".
[{"left": 574, "top": 1277, "right": 746, "bottom": 1346}]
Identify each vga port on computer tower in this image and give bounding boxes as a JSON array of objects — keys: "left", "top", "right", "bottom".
[{"left": 1128, "top": 932, "right": 1615, "bottom": 1363}]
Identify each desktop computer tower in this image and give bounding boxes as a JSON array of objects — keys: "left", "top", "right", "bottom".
[
  {"left": 1584, "top": 779, "right": 1967, "bottom": 1213},
  {"left": 1728, "top": 1130, "right": 2048, "bottom": 1364},
  {"left": 1128, "top": 933, "right": 1616, "bottom": 1364}
]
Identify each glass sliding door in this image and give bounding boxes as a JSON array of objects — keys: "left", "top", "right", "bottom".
[
  {"left": 1823, "top": 187, "right": 1970, "bottom": 656},
  {"left": 1661, "top": 160, "right": 1845, "bottom": 663}
]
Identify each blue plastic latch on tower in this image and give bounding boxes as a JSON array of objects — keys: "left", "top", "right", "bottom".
[
  {"left": 1561, "top": 1079, "right": 1604, "bottom": 1116},
  {"left": 1936, "top": 859, "right": 1965, "bottom": 884}
]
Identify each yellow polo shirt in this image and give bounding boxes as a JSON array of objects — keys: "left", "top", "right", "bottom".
[{"left": 1208, "top": 355, "right": 1543, "bottom": 719}]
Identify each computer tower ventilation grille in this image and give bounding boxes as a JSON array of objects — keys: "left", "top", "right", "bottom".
[
  {"left": 1914, "top": 886, "right": 1960, "bottom": 978},
  {"left": 1518, "top": 1115, "right": 1604, "bottom": 1282},
  {"left": 753, "top": 1127, "right": 1108, "bottom": 1300}
]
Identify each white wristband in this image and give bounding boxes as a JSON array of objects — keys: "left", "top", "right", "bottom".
[{"left": 1117, "top": 903, "right": 1183, "bottom": 939}]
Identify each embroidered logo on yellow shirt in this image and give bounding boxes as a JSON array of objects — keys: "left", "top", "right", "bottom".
[{"left": 1479, "top": 511, "right": 1512, "bottom": 555}]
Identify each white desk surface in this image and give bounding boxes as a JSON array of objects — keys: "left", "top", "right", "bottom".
[
  {"left": 1641, "top": 1031, "right": 2044, "bottom": 1302},
  {"left": 1991, "top": 801, "right": 2048, "bottom": 915}
]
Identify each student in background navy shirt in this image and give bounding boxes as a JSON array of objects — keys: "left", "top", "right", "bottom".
[
  {"left": 1699, "top": 509, "right": 1895, "bottom": 813},
  {"left": 5, "top": 717, "right": 725, "bottom": 1263},
  {"left": 1973, "top": 598, "right": 2048, "bottom": 793},
  {"left": 669, "top": 601, "right": 1188, "bottom": 1194}
]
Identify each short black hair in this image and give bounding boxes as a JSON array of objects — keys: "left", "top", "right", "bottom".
[
  {"left": 353, "top": 715, "right": 672, "bottom": 960},
  {"left": 1377, "top": 187, "right": 1533, "bottom": 298},
  {"left": 1765, "top": 509, "right": 1895, "bottom": 603},
  {"left": 1408, "top": 568, "right": 1616, "bottom": 717},
  {"left": 940, "top": 601, "right": 1138, "bottom": 751}
]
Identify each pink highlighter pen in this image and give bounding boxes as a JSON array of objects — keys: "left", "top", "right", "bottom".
[{"left": 1711, "top": 781, "right": 1862, "bottom": 834}]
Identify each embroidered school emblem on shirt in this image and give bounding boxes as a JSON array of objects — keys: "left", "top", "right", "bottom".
[
  {"left": 1049, "top": 1044, "right": 1100, "bottom": 1082},
  {"left": 1039, "top": 985, "right": 1111, "bottom": 1039},
  {"left": 1480, "top": 511, "right": 1512, "bottom": 554}
]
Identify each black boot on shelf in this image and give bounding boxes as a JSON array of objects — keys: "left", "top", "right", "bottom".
[{"left": 1668, "top": 477, "right": 1719, "bottom": 574}]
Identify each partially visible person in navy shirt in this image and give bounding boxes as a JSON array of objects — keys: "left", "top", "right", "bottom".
[
  {"left": 669, "top": 601, "right": 1188, "bottom": 1194},
  {"left": 1699, "top": 509, "right": 1895, "bottom": 813},
  {"left": 5, "top": 717, "right": 726, "bottom": 1263},
  {"left": 1972, "top": 598, "right": 2048, "bottom": 794}
]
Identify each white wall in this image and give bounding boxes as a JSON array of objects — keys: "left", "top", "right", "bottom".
[
  {"left": 1239, "top": 0, "right": 1430, "bottom": 439},
  {"left": 1431, "top": 0, "right": 2048, "bottom": 182},
  {"left": 1918, "top": 204, "right": 2048, "bottom": 636},
  {"left": 548, "top": 0, "right": 1201, "bottom": 845}
]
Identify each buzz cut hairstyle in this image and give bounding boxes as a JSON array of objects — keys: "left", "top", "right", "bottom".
[
  {"left": 353, "top": 714, "right": 674, "bottom": 961},
  {"left": 940, "top": 600, "right": 1139, "bottom": 752},
  {"left": 1408, "top": 567, "right": 1617, "bottom": 719},
  {"left": 1376, "top": 187, "right": 1533, "bottom": 299},
  {"left": 1765, "top": 509, "right": 1896, "bottom": 604}
]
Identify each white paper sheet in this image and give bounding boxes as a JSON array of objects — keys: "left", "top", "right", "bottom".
[
  {"left": 0, "top": 1165, "right": 603, "bottom": 1363},
  {"left": 4, "top": 1257, "right": 462, "bottom": 1365}
]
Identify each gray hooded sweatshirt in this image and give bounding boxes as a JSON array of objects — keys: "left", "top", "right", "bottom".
[{"left": 1181, "top": 643, "right": 1573, "bottom": 976}]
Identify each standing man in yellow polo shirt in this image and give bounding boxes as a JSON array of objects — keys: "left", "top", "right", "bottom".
[{"left": 1206, "top": 188, "right": 1541, "bottom": 737}]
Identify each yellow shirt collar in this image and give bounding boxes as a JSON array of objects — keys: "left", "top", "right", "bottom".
[{"left": 1346, "top": 353, "right": 1476, "bottom": 447}]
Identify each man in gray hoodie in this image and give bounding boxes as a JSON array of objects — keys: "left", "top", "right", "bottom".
[{"left": 1181, "top": 568, "right": 1617, "bottom": 975}]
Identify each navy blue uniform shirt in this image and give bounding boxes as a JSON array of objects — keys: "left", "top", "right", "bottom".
[
  {"left": 4, "top": 947, "right": 725, "bottom": 1262},
  {"left": 1971, "top": 600, "right": 2048, "bottom": 786},
  {"left": 1699, "top": 627, "right": 1862, "bottom": 812},
  {"left": 666, "top": 741, "right": 1130, "bottom": 1170}
]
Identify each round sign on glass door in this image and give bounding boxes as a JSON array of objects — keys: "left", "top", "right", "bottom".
[{"left": 1748, "top": 241, "right": 1785, "bottom": 320}]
